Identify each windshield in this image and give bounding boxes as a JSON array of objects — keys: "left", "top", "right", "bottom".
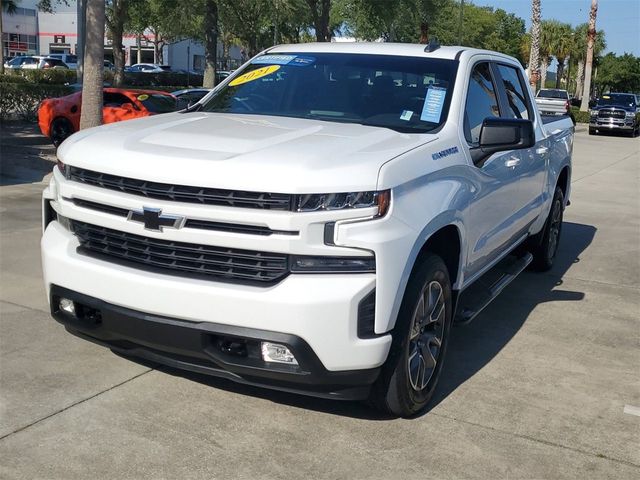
[
  {"left": 597, "top": 94, "right": 636, "bottom": 108},
  {"left": 137, "top": 93, "right": 178, "bottom": 113},
  {"left": 200, "top": 53, "right": 458, "bottom": 133},
  {"left": 538, "top": 89, "right": 568, "bottom": 99}
]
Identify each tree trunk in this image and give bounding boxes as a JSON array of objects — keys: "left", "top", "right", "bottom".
[
  {"left": 136, "top": 34, "right": 141, "bottom": 63},
  {"left": 580, "top": 0, "right": 597, "bottom": 112},
  {"left": 575, "top": 60, "right": 585, "bottom": 99},
  {"left": 540, "top": 58, "right": 549, "bottom": 89},
  {"left": 555, "top": 58, "right": 564, "bottom": 89},
  {"left": 110, "top": 0, "right": 127, "bottom": 87},
  {"left": 80, "top": 0, "right": 105, "bottom": 130},
  {"left": 306, "top": 0, "right": 331, "bottom": 42},
  {"left": 528, "top": 0, "right": 541, "bottom": 88},
  {"left": 77, "top": 0, "right": 86, "bottom": 84},
  {"left": 0, "top": 0, "right": 5, "bottom": 75},
  {"left": 202, "top": 0, "right": 218, "bottom": 88},
  {"left": 419, "top": 22, "right": 429, "bottom": 44}
]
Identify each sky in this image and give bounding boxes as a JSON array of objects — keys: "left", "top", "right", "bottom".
[{"left": 473, "top": 0, "right": 640, "bottom": 56}]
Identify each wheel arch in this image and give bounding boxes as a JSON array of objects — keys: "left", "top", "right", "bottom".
[{"left": 383, "top": 216, "right": 465, "bottom": 333}]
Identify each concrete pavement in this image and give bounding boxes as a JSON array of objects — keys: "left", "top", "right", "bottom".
[{"left": 0, "top": 129, "right": 638, "bottom": 479}]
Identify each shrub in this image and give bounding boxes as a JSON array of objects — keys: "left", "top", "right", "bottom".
[
  {"left": 0, "top": 83, "right": 73, "bottom": 121},
  {"left": 570, "top": 106, "right": 591, "bottom": 124},
  {"left": 1, "top": 69, "right": 76, "bottom": 85}
]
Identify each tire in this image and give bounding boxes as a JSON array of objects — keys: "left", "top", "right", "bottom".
[
  {"left": 529, "top": 187, "right": 564, "bottom": 272},
  {"left": 369, "top": 254, "right": 452, "bottom": 417},
  {"left": 588, "top": 128, "right": 596, "bottom": 135},
  {"left": 50, "top": 118, "right": 74, "bottom": 148}
]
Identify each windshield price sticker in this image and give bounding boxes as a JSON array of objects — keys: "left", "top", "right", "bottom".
[
  {"left": 251, "top": 54, "right": 316, "bottom": 67},
  {"left": 229, "top": 65, "right": 280, "bottom": 86},
  {"left": 420, "top": 86, "right": 447, "bottom": 123}
]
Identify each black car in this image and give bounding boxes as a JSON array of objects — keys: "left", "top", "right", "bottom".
[{"left": 589, "top": 93, "right": 640, "bottom": 136}]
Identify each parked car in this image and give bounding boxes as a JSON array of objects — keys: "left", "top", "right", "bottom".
[
  {"left": 42, "top": 43, "right": 573, "bottom": 417},
  {"left": 126, "top": 63, "right": 170, "bottom": 73},
  {"left": 535, "top": 89, "right": 570, "bottom": 116},
  {"left": 38, "top": 88, "right": 178, "bottom": 147},
  {"left": 5, "top": 55, "right": 68, "bottom": 70},
  {"left": 172, "top": 88, "right": 211, "bottom": 109},
  {"left": 589, "top": 93, "right": 640, "bottom": 136},
  {"left": 48, "top": 53, "right": 78, "bottom": 70},
  {"left": 104, "top": 60, "right": 115, "bottom": 70}
]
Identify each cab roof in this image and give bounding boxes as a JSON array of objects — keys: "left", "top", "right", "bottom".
[{"left": 268, "top": 42, "right": 518, "bottom": 63}]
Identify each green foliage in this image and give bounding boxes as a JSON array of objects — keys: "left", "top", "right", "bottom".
[
  {"left": 570, "top": 106, "right": 590, "bottom": 124},
  {"left": 0, "top": 81, "right": 73, "bottom": 121},
  {"left": 595, "top": 53, "right": 640, "bottom": 93},
  {"left": 1, "top": 69, "right": 76, "bottom": 84}
]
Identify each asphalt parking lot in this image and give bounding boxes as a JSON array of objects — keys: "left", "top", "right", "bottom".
[{"left": 0, "top": 127, "right": 638, "bottom": 479}]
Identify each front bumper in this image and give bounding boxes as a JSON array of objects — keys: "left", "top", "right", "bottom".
[
  {"left": 590, "top": 119, "right": 635, "bottom": 131},
  {"left": 42, "top": 222, "right": 392, "bottom": 388},
  {"left": 50, "top": 285, "right": 380, "bottom": 400}
]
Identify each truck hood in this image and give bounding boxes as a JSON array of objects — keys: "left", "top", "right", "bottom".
[{"left": 58, "top": 112, "right": 437, "bottom": 192}]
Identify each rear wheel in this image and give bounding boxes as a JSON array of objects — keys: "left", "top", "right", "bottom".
[
  {"left": 369, "top": 254, "right": 452, "bottom": 417},
  {"left": 588, "top": 128, "right": 596, "bottom": 135},
  {"left": 529, "top": 187, "right": 564, "bottom": 271},
  {"left": 50, "top": 118, "right": 74, "bottom": 147}
]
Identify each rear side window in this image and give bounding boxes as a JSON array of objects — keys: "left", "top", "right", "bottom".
[
  {"left": 138, "top": 94, "right": 178, "bottom": 113},
  {"left": 464, "top": 62, "right": 499, "bottom": 144},
  {"left": 496, "top": 64, "right": 530, "bottom": 120}
]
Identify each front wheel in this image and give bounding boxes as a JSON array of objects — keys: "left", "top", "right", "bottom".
[
  {"left": 369, "top": 254, "right": 452, "bottom": 417},
  {"left": 529, "top": 187, "right": 564, "bottom": 271},
  {"left": 50, "top": 118, "right": 74, "bottom": 148}
]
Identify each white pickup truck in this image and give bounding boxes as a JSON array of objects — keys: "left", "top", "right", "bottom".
[{"left": 42, "top": 43, "right": 573, "bottom": 417}]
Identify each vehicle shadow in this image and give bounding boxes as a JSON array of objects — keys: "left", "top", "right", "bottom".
[
  {"left": 0, "top": 121, "right": 56, "bottom": 185},
  {"left": 128, "top": 221, "right": 596, "bottom": 421}
]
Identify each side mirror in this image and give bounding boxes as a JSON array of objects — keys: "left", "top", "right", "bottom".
[{"left": 471, "top": 118, "right": 535, "bottom": 166}]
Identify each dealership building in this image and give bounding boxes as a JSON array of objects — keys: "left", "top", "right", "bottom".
[{"left": 2, "top": 0, "right": 242, "bottom": 71}]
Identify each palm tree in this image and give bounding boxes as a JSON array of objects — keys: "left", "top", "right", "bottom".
[
  {"left": 539, "top": 20, "right": 557, "bottom": 89},
  {"left": 572, "top": 22, "right": 605, "bottom": 100},
  {"left": 79, "top": 0, "right": 105, "bottom": 130},
  {"left": 0, "top": 0, "right": 20, "bottom": 75},
  {"left": 550, "top": 22, "right": 573, "bottom": 89},
  {"left": 580, "top": 0, "right": 598, "bottom": 111},
  {"left": 527, "top": 0, "right": 541, "bottom": 88}
]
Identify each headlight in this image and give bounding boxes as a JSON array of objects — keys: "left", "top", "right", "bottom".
[
  {"left": 589, "top": 110, "right": 598, "bottom": 117},
  {"left": 57, "top": 159, "right": 69, "bottom": 178},
  {"left": 290, "top": 255, "right": 375, "bottom": 273},
  {"left": 295, "top": 190, "right": 390, "bottom": 217}
]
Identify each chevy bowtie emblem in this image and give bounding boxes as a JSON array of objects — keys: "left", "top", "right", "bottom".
[{"left": 127, "top": 207, "right": 186, "bottom": 232}]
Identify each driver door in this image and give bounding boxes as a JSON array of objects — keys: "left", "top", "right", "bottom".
[{"left": 103, "top": 91, "right": 142, "bottom": 123}]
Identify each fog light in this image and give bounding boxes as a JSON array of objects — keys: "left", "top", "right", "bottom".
[
  {"left": 59, "top": 297, "right": 76, "bottom": 316},
  {"left": 261, "top": 342, "right": 298, "bottom": 365}
]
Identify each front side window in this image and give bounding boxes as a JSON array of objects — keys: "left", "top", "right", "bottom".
[
  {"left": 496, "top": 64, "right": 530, "bottom": 120},
  {"left": 464, "top": 62, "right": 499, "bottom": 144},
  {"left": 200, "top": 53, "right": 458, "bottom": 133}
]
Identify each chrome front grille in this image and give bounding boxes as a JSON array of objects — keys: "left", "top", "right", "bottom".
[
  {"left": 598, "top": 109, "right": 625, "bottom": 119},
  {"left": 71, "top": 220, "right": 290, "bottom": 285},
  {"left": 68, "top": 167, "right": 294, "bottom": 211}
]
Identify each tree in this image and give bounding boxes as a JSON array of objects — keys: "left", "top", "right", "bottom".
[
  {"left": 539, "top": 20, "right": 558, "bottom": 89},
  {"left": 594, "top": 53, "right": 640, "bottom": 93},
  {"left": 570, "top": 22, "right": 605, "bottom": 98},
  {"left": 1, "top": 0, "right": 20, "bottom": 74},
  {"left": 220, "top": 0, "right": 270, "bottom": 57},
  {"left": 106, "top": 0, "right": 129, "bottom": 86},
  {"left": 202, "top": 0, "right": 218, "bottom": 88},
  {"left": 549, "top": 22, "right": 573, "bottom": 88},
  {"left": 580, "top": 0, "right": 598, "bottom": 111},
  {"left": 306, "top": 0, "right": 331, "bottom": 41},
  {"left": 127, "top": 0, "right": 184, "bottom": 64},
  {"left": 80, "top": 0, "right": 105, "bottom": 130},
  {"left": 528, "top": 0, "right": 541, "bottom": 88}
]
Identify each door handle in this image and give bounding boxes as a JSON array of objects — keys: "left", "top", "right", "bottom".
[
  {"left": 505, "top": 157, "right": 520, "bottom": 168},
  {"left": 536, "top": 146, "right": 549, "bottom": 155}
]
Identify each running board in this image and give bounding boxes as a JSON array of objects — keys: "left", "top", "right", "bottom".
[{"left": 455, "top": 252, "right": 533, "bottom": 326}]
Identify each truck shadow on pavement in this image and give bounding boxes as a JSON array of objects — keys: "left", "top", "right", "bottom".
[
  {"left": 0, "top": 122, "right": 56, "bottom": 185},
  {"left": 143, "top": 221, "right": 596, "bottom": 421}
]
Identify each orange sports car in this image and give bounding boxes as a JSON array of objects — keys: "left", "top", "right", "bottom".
[{"left": 38, "top": 87, "right": 179, "bottom": 146}]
